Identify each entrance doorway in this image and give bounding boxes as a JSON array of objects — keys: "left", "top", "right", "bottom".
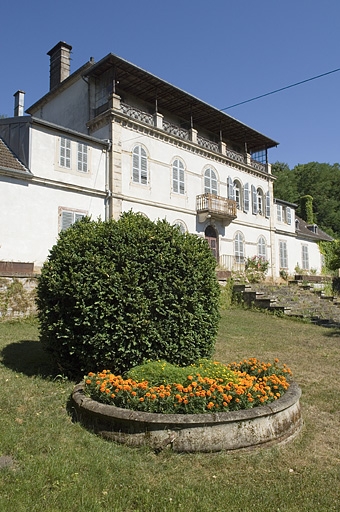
[{"left": 205, "top": 225, "right": 219, "bottom": 261}]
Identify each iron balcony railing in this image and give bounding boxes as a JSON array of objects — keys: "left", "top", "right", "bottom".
[{"left": 196, "top": 193, "right": 237, "bottom": 220}]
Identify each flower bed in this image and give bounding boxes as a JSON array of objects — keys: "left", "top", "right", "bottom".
[
  {"left": 72, "top": 359, "right": 302, "bottom": 452},
  {"left": 83, "top": 358, "right": 292, "bottom": 414}
]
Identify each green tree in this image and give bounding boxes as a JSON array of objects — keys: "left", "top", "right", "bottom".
[
  {"left": 272, "top": 161, "right": 298, "bottom": 203},
  {"left": 36, "top": 213, "right": 220, "bottom": 377}
]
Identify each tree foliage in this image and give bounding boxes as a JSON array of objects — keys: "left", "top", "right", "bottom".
[
  {"left": 36, "top": 212, "right": 220, "bottom": 377},
  {"left": 272, "top": 161, "right": 340, "bottom": 238}
]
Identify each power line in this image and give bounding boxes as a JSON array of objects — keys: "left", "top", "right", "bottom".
[{"left": 221, "top": 67, "right": 340, "bottom": 111}]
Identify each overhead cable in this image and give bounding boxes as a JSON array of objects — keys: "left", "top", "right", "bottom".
[{"left": 221, "top": 67, "right": 340, "bottom": 111}]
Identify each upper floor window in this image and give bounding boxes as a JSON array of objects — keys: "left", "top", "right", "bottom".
[
  {"left": 77, "top": 143, "right": 88, "bottom": 173},
  {"left": 257, "top": 236, "right": 267, "bottom": 259},
  {"left": 257, "top": 188, "right": 264, "bottom": 215},
  {"left": 132, "top": 145, "right": 148, "bottom": 185},
  {"left": 172, "top": 159, "right": 185, "bottom": 194},
  {"left": 233, "top": 180, "right": 242, "bottom": 209},
  {"left": 277, "top": 204, "right": 283, "bottom": 222},
  {"left": 277, "top": 204, "right": 292, "bottom": 224},
  {"left": 204, "top": 168, "right": 218, "bottom": 195},
  {"left": 60, "top": 137, "right": 71, "bottom": 168}
]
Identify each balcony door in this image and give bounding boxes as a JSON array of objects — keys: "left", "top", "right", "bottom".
[{"left": 205, "top": 225, "right": 219, "bottom": 261}]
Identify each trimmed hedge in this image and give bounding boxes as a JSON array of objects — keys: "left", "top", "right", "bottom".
[{"left": 36, "top": 212, "right": 220, "bottom": 377}]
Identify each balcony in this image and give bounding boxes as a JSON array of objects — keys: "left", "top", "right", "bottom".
[{"left": 196, "top": 193, "right": 237, "bottom": 224}]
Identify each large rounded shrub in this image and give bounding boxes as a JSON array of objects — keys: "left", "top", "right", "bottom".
[{"left": 36, "top": 212, "right": 220, "bottom": 377}]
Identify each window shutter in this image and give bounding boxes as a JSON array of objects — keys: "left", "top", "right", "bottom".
[
  {"left": 286, "top": 207, "right": 292, "bottom": 225},
  {"left": 244, "top": 183, "right": 249, "bottom": 212},
  {"left": 265, "top": 191, "right": 270, "bottom": 218},
  {"left": 227, "top": 176, "right": 234, "bottom": 200},
  {"left": 61, "top": 211, "right": 74, "bottom": 231},
  {"left": 132, "top": 148, "right": 140, "bottom": 182},
  {"left": 251, "top": 185, "right": 257, "bottom": 214},
  {"left": 140, "top": 147, "right": 147, "bottom": 184},
  {"left": 179, "top": 166, "right": 185, "bottom": 194}
]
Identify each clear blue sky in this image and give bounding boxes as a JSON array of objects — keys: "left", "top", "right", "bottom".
[{"left": 1, "top": 0, "right": 339, "bottom": 168}]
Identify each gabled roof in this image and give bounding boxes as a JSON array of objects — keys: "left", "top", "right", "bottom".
[
  {"left": 83, "top": 54, "right": 279, "bottom": 153},
  {"left": 0, "top": 137, "right": 32, "bottom": 177},
  {"left": 295, "top": 215, "right": 333, "bottom": 242}
]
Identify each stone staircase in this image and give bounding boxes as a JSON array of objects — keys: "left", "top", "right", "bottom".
[{"left": 233, "top": 282, "right": 340, "bottom": 327}]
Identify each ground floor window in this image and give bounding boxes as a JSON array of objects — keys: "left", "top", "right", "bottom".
[
  {"left": 234, "top": 232, "right": 245, "bottom": 263},
  {"left": 60, "top": 209, "right": 86, "bottom": 231},
  {"left": 279, "top": 240, "right": 288, "bottom": 269},
  {"left": 302, "top": 244, "right": 309, "bottom": 270}
]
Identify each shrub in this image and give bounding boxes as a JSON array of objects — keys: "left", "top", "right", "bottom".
[
  {"left": 125, "top": 359, "right": 238, "bottom": 386},
  {"left": 36, "top": 212, "right": 220, "bottom": 377}
]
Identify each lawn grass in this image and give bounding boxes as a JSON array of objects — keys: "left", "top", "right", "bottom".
[{"left": 0, "top": 310, "right": 339, "bottom": 512}]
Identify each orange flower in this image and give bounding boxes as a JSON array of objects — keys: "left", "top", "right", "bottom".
[{"left": 85, "top": 379, "right": 92, "bottom": 385}]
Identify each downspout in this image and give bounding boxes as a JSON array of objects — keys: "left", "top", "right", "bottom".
[{"left": 104, "top": 139, "right": 112, "bottom": 221}]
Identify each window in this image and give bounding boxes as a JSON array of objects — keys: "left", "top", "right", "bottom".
[
  {"left": 60, "top": 210, "right": 86, "bottom": 231},
  {"left": 302, "top": 245, "right": 309, "bottom": 270},
  {"left": 277, "top": 204, "right": 283, "bottom": 222},
  {"left": 257, "top": 188, "right": 264, "bottom": 215},
  {"left": 173, "top": 220, "right": 187, "bottom": 233},
  {"left": 286, "top": 207, "right": 292, "bottom": 225},
  {"left": 204, "top": 168, "right": 218, "bottom": 195},
  {"left": 132, "top": 145, "right": 148, "bottom": 184},
  {"left": 233, "top": 180, "right": 242, "bottom": 209},
  {"left": 77, "top": 143, "right": 88, "bottom": 173},
  {"left": 257, "top": 236, "right": 267, "bottom": 259},
  {"left": 244, "top": 183, "right": 250, "bottom": 212},
  {"left": 60, "top": 137, "right": 71, "bottom": 168},
  {"left": 279, "top": 240, "right": 288, "bottom": 269},
  {"left": 234, "top": 232, "right": 245, "bottom": 263},
  {"left": 172, "top": 159, "right": 185, "bottom": 194}
]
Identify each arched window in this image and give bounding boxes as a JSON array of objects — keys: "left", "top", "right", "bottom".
[
  {"left": 233, "top": 180, "right": 242, "bottom": 209},
  {"left": 132, "top": 145, "right": 148, "bottom": 184},
  {"left": 257, "top": 188, "right": 264, "bottom": 215},
  {"left": 204, "top": 168, "right": 218, "bottom": 195},
  {"left": 173, "top": 219, "right": 187, "bottom": 234},
  {"left": 257, "top": 236, "right": 267, "bottom": 259},
  {"left": 234, "top": 232, "right": 245, "bottom": 263},
  {"left": 172, "top": 159, "right": 185, "bottom": 194}
]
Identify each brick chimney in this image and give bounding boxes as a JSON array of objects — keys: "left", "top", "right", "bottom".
[
  {"left": 13, "top": 90, "right": 25, "bottom": 116},
  {"left": 47, "top": 41, "right": 72, "bottom": 91}
]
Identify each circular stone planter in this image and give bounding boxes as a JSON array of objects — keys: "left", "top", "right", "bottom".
[{"left": 71, "top": 382, "right": 302, "bottom": 453}]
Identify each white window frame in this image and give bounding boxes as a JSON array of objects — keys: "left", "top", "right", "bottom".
[
  {"left": 233, "top": 180, "right": 242, "bottom": 209},
  {"left": 277, "top": 204, "right": 283, "bottom": 222},
  {"left": 234, "top": 232, "right": 245, "bottom": 263},
  {"left": 204, "top": 168, "right": 218, "bottom": 195},
  {"left": 77, "top": 143, "right": 88, "bottom": 173},
  {"left": 60, "top": 137, "right": 71, "bottom": 168},
  {"left": 60, "top": 209, "right": 86, "bottom": 231},
  {"left": 132, "top": 145, "right": 148, "bottom": 185},
  {"left": 172, "top": 159, "right": 185, "bottom": 194},
  {"left": 257, "top": 236, "right": 267, "bottom": 259},
  {"left": 257, "top": 188, "right": 264, "bottom": 215},
  {"left": 279, "top": 240, "right": 288, "bottom": 269},
  {"left": 302, "top": 244, "right": 309, "bottom": 270}
]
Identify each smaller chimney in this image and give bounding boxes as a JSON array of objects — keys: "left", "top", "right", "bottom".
[
  {"left": 14, "top": 90, "right": 25, "bottom": 116},
  {"left": 47, "top": 41, "right": 72, "bottom": 91}
]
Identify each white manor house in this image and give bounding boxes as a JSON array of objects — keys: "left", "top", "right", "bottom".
[{"left": 0, "top": 42, "right": 332, "bottom": 279}]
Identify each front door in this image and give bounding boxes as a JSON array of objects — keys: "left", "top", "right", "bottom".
[{"left": 205, "top": 225, "right": 219, "bottom": 261}]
